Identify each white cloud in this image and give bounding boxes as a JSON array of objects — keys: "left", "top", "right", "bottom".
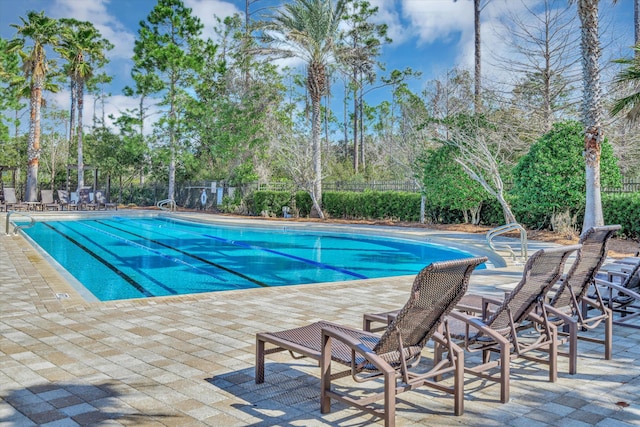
[
  {"left": 51, "top": 0, "right": 135, "bottom": 60},
  {"left": 401, "top": 0, "right": 472, "bottom": 45},
  {"left": 368, "top": 0, "right": 408, "bottom": 45},
  {"left": 184, "top": 0, "right": 241, "bottom": 42}
]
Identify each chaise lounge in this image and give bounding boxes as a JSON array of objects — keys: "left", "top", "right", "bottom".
[{"left": 255, "top": 256, "right": 487, "bottom": 426}]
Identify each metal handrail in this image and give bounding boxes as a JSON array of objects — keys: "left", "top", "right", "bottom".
[
  {"left": 486, "top": 223, "right": 528, "bottom": 262},
  {"left": 156, "top": 198, "right": 176, "bottom": 212},
  {"left": 5, "top": 210, "right": 36, "bottom": 235}
]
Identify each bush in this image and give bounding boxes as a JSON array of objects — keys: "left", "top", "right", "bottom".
[
  {"left": 512, "top": 120, "right": 622, "bottom": 229},
  {"left": 603, "top": 193, "right": 640, "bottom": 239},
  {"left": 421, "top": 145, "right": 486, "bottom": 223}
]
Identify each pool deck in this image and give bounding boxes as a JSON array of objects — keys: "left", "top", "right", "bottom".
[{"left": 1, "top": 213, "right": 639, "bottom": 426}]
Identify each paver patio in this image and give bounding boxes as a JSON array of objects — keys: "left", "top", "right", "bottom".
[{"left": 1, "top": 213, "right": 639, "bottom": 426}]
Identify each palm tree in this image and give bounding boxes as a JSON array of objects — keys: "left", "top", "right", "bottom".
[
  {"left": 569, "top": 0, "right": 617, "bottom": 230},
  {"left": 259, "top": 0, "right": 346, "bottom": 218},
  {"left": 57, "top": 19, "right": 113, "bottom": 192},
  {"left": 7, "top": 11, "right": 59, "bottom": 201},
  {"left": 611, "top": 43, "right": 640, "bottom": 122}
]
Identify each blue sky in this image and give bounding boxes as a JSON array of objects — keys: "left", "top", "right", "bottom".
[{"left": 0, "top": 0, "right": 635, "bottom": 130}]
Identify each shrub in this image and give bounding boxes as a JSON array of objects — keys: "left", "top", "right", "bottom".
[{"left": 512, "top": 120, "right": 622, "bottom": 229}]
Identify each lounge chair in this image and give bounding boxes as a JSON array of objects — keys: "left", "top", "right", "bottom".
[
  {"left": 78, "top": 187, "right": 98, "bottom": 210},
  {"left": 2, "top": 188, "right": 28, "bottom": 211},
  {"left": 364, "top": 245, "right": 581, "bottom": 404},
  {"left": 40, "top": 189, "right": 60, "bottom": 211},
  {"left": 446, "top": 245, "right": 581, "bottom": 403},
  {"left": 94, "top": 190, "right": 117, "bottom": 210},
  {"left": 256, "top": 256, "right": 487, "bottom": 425},
  {"left": 57, "top": 190, "right": 78, "bottom": 211},
  {"left": 541, "top": 225, "right": 619, "bottom": 374},
  {"left": 593, "top": 257, "right": 640, "bottom": 329}
]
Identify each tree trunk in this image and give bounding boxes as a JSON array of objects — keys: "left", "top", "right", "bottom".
[
  {"left": 474, "top": 0, "right": 482, "bottom": 112},
  {"left": 353, "top": 69, "right": 359, "bottom": 174},
  {"left": 311, "top": 95, "right": 324, "bottom": 219},
  {"left": 578, "top": 0, "right": 604, "bottom": 230},
  {"left": 26, "top": 80, "right": 43, "bottom": 202},
  {"left": 77, "top": 80, "right": 85, "bottom": 192}
]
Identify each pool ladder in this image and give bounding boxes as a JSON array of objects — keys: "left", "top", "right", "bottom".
[
  {"left": 486, "top": 223, "right": 528, "bottom": 263},
  {"left": 157, "top": 199, "right": 177, "bottom": 212},
  {"left": 5, "top": 210, "right": 36, "bottom": 235}
]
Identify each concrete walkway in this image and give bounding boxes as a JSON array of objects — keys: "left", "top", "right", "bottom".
[{"left": 1, "top": 213, "right": 639, "bottom": 426}]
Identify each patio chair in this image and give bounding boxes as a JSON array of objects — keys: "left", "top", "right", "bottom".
[
  {"left": 255, "top": 256, "right": 487, "bottom": 426},
  {"left": 365, "top": 245, "right": 580, "bottom": 403},
  {"left": 94, "top": 190, "right": 117, "bottom": 210},
  {"left": 592, "top": 257, "right": 640, "bottom": 329},
  {"left": 40, "top": 189, "right": 60, "bottom": 211},
  {"left": 57, "top": 190, "right": 78, "bottom": 211},
  {"left": 541, "top": 225, "right": 619, "bottom": 374},
  {"left": 2, "top": 187, "right": 28, "bottom": 211},
  {"left": 78, "top": 187, "right": 98, "bottom": 210},
  {"left": 446, "top": 245, "right": 581, "bottom": 403}
]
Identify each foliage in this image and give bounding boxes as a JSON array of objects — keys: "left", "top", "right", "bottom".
[
  {"left": 602, "top": 193, "right": 640, "bottom": 239},
  {"left": 512, "top": 120, "right": 622, "bottom": 229},
  {"left": 420, "top": 144, "right": 485, "bottom": 223},
  {"left": 611, "top": 43, "right": 640, "bottom": 123}
]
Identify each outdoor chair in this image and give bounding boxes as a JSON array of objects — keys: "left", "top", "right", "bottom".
[
  {"left": 364, "top": 245, "right": 581, "bottom": 404},
  {"left": 78, "top": 187, "right": 98, "bottom": 210},
  {"left": 57, "top": 190, "right": 78, "bottom": 211},
  {"left": 94, "top": 190, "right": 117, "bottom": 210},
  {"left": 40, "top": 189, "right": 60, "bottom": 211},
  {"left": 255, "top": 256, "right": 487, "bottom": 426},
  {"left": 540, "top": 225, "right": 619, "bottom": 374},
  {"left": 592, "top": 257, "right": 640, "bottom": 329},
  {"left": 2, "top": 188, "right": 28, "bottom": 211}
]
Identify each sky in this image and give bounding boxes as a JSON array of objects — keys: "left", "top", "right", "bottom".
[{"left": 0, "top": 0, "right": 636, "bottom": 131}]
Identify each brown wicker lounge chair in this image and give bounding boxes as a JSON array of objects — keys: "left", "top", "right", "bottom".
[
  {"left": 593, "top": 255, "right": 640, "bottom": 329},
  {"left": 446, "top": 245, "right": 581, "bottom": 403},
  {"left": 364, "top": 245, "right": 581, "bottom": 404},
  {"left": 256, "top": 256, "right": 487, "bottom": 426},
  {"left": 542, "top": 225, "right": 619, "bottom": 374}
]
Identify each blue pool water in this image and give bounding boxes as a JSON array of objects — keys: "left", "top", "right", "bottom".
[{"left": 20, "top": 216, "right": 483, "bottom": 301}]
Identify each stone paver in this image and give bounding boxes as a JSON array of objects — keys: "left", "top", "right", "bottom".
[{"left": 1, "top": 212, "right": 639, "bottom": 426}]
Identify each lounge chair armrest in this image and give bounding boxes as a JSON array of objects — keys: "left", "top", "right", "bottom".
[
  {"left": 542, "top": 304, "right": 573, "bottom": 323},
  {"left": 447, "top": 311, "right": 510, "bottom": 344},
  {"left": 596, "top": 279, "right": 640, "bottom": 299},
  {"left": 320, "top": 326, "right": 394, "bottom": 374}
]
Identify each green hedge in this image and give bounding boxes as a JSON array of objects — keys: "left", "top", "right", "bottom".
[
  {"left": 603, "top": 193, "right": 640, "bottom": 238},
  {"left": 248, "top": 190, "right": 640, "bottom": 239}
]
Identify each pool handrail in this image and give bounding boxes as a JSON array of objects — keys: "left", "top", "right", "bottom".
[
  {"left": 156, "top": 198, "right": 177, "bottom": 212},
  {"left": 5, "top": 210, "right": 36, "bottom": 235},
  {"left": 486, "top": 222, "right": 528, "bottom": 262}
]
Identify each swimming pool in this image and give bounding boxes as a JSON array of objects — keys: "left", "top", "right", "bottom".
[{"left": 18, "top": 214, "right": 486, "bottom": 301}]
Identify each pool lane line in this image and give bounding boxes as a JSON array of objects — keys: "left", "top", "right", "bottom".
[
  {"left": 79, "top": 222, "right": 228, "bottom": 282},
  {"left": 95, "top": 220, "right": 270, "bottom": 288},
  {"left": 116, "top": 216, "right": 369, "bottom": 280},
  {"left": 115, "top": 216, "right": 369, "bottom": 280},
  {"left": 42, "top": 222, "right": 155, "bottom": 298},
  {"left": 56, "top": 222, "right": 182, "bottom": 296},
  {"left": 202, "top": 235, "right": 369, "bottom": 280}
]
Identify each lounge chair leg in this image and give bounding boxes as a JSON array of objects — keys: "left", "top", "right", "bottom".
[
  {"left": 320, "top": 333, "right": 332, "bottom": 414},
  {"left": 605, "top": 310, "right": 613, "bottom": 360},
  {"left": 256, "top": 336, "right": 265, "bottom": 384},
  {"left": 500, "top": 342, "right": 510, "bottom": 403},
  {"left": 454, "top": 349, "right": 464, "bottom": 416},
  {"left": 568, "top": 322, "right": 578, "bottom": 375},
  {"left": 549, "top": 326, "right": 558, "bottom": 382},
  {"left": 384, "top": 370, "right": 395, "bottom": 427}
]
